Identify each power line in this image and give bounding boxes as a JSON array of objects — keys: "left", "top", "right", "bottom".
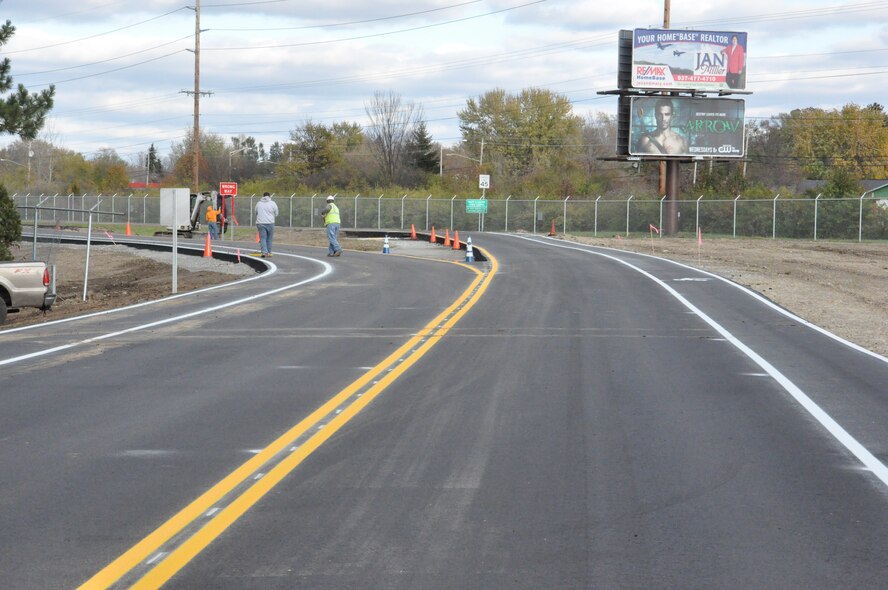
[
  {"left": 6, "top": 7, "right": 190, "bottom": 54},
  {"left": 203, "top": 0, "right": 548, "bottom": 51},
  {"left": 210, "top": 0, "right": 486, "bottom": 31},
  {"left": 16, "top": 35, "right": 194, "bottom": 76}
]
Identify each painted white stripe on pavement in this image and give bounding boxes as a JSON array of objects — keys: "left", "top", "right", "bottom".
[{"left": 509, "top": 234, "right": 888, "bottom": 489}]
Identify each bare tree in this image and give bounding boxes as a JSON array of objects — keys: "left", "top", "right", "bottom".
[{"left": 364, "top": 90, "right": 422, "bottom": 185}]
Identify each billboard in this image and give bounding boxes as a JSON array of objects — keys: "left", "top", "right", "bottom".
[
  {"left": 631, "top": 28, "right": 747, "bottom": 91},
  {"left": 628, "top": 97, "right": 745, "bottom": 158}
]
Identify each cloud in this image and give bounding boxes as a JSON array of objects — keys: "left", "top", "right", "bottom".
[{"left": 4, "top": 0, "right": 888, "bottom": 161}]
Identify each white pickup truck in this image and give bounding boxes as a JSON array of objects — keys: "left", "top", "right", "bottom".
[{"left": 0, "top": 261, "right": 56, "bottom": 325}]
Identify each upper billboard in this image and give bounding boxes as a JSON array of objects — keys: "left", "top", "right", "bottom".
[
  {"left": 631, "top": 29, "right": 747, "bottom": 91},
  {"left": 628, "top": 96, "right": 745, "bottom": 158}
]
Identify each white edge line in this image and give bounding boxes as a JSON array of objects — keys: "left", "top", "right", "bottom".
[
  {"left": 0, "top": 253, "right": 333, "bottom": 367},
  {"left": 1, "top": 241, "right": 277, "bottom": 334},
  {"left": 508, "top": 234, "right": 888, "bottom": 488},
  {"left": 534, "top": 235, "right": 888, "bottom": 365}
]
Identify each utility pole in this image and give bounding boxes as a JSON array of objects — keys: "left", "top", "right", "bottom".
[
  {"left": 182, "top": 0, "right": 212, "bottom": 194},
  {"left": 193, "top": 0, "right": 200, "bottom": 193}
]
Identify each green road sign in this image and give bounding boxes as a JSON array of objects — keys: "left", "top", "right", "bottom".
[{"left": 466, "top": 199, "right": 488, "bottom": 214}]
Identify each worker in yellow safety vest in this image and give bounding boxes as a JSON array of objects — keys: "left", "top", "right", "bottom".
[{"left": 320, "top": 195, "right": 342, "bottom": 257}]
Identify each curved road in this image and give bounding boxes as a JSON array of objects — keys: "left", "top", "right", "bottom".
[{"left": 1, "top": 233, "right": 886, "bottom": 589}]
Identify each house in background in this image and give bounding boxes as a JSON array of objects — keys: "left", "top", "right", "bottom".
[{"left": 798, "top": 179, "right": 888, "bottom": 205}]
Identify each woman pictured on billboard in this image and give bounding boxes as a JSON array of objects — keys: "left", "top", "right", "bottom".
[{"left": 721, "top": 34, "right": 746, "bottom": 89}]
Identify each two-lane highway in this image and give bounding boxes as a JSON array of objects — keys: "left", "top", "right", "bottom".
[{"left": 2, "top": 234, "right": 886, "bottom": 589}]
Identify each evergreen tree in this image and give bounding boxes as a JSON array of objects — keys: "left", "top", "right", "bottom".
[
  {"left": 0, "top": 184, "right": 21, "bottom": 260},
  {"left": 0, "top": 20, "right": 55, "bottom": 139},
  {"left": 268, "top": 142, "right": 283, "bottom": 163},
  {"left": 0, "top": 19, "right": 55, "bottom": 259},
  {"left": 147, "top": 144, "right": 163, "bottom": 180},
  {"left": 408, "top": 121, "right": 439, "bottom": 173}
]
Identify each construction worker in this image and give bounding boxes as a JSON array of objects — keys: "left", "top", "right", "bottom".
[
  {"left": 205, "top": 201, "right": 221, "bottom": 240},
  {"left": 320, "top": 195, "right": 342, "bottom": 257},
  {"left": 255, "top": 192, "right": 279, "bottom": 258}
]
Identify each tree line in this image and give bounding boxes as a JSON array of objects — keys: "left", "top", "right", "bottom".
[
  {"left": 6, "top": 94, "right": 888, "bottom": 204},
  {"left": 4, "top": 13, "right": 888, "bottom": 255}
]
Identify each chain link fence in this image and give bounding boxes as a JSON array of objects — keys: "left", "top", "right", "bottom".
[{"left": 13, "top": 192, "right": 888, "bottom": 241}]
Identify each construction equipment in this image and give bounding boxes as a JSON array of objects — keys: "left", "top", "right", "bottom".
[{"left": 156, "top": 191, "right": 234, "bottom": 238}]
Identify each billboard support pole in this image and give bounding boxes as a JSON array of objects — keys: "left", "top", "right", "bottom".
[{"left": 661, "top": 0, "right": 681, "bottom": 236}]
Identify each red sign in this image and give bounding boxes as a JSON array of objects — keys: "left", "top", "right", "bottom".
[{"left": 219, "top": 182, "right": 238, "bottom": 195}]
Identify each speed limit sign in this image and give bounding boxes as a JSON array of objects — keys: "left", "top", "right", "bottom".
[{"left": 479, "top": 174, "right": 490, "bottom": 189}]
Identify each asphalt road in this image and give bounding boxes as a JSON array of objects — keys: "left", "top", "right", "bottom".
[{"left": 1, "top": 233, "right": 886, "bottom": 589}]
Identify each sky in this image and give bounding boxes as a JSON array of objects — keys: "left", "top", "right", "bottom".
[{"left": 3, "top": 0, "right": 888, "bottom": 166}]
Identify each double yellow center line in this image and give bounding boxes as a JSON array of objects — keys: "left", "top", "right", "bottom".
[{"left": 79, "top": 252, "right": 498, "bottom": 589}]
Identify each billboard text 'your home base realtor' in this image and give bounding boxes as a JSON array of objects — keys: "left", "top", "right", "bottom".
[{"left": 631, "top": 29, "right": 748, "bottom": 92}]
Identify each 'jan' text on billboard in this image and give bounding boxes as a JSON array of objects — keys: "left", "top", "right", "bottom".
[{"left": 631, "top": 29, "right": 747, "bottom": 92}]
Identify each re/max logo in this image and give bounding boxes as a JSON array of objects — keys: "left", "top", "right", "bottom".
[{"left": 636, "top": 65, "right": 667, "bottom": 76}]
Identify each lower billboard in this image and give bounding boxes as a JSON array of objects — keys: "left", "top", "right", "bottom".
[{"left": 628, "top": 96, "right": 745, "bottom": 158}]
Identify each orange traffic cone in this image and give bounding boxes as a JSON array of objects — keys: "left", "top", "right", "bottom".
[
  {"left": 410, "top": 223, "right": 417, "bottom": 240},
  {"left": 203, "top": 232, "right": 213, "bottom": 257},
  {"left": 125, "top": 221, "right": 132, "bottom": 236},
  {"left": 430, "top": 226, "right": 437, "bottom": 244},
  {"left": 548, "top": 219, "right": 557, "bottom": 237},
  {"left": 443, "top": 229, "right": 451, "bottom": 247},
  {"left": 452, "top": 230, "right": 460, "bottom": 250}
]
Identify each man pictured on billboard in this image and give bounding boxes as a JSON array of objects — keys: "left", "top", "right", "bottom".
[
  {"left": 636, "top": 98, "right": 688, "bottom": 155},
  {"left": 721, "top": 34, "right": 746, "bottom": 89}
]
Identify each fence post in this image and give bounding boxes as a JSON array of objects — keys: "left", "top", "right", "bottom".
[
  {"left": 533, "top": 196, "right": 540, "bottom": 234},
  {"left": 426, "top": 195, "right": 431, "bottom": 231},
  {"left": 659, "top": 195, "right": 666, "bottom": 233},
  {"left": 450, "top": 195, "right": 456, "bottom": 230},
  {"left": 505, "top": 195, "right": 512, "bottom": 232},
  {"left": 626, "top": 195, "right": 634, "bottom": 237},
  {"left": 733, "top": 194, "right": 741, "bottom": 237},
  {"left": 695, "top": 195, "right": 703, "bottom": 236},
  {"left": 378, "top": 193, "right": 383, "bottom": 229},
  {"left": 401, "top": 194, "right": 407, "bottom": 229},
  {"left": 859, "top": 192, "right": 866, "bottom": 242},
  {"left": 772, "top": 194, "right": 780, "bottom": 239},
  {"left": 352, "top": 194, "right": 358, "bottom": 229},
  {"left": 813, "top": 193, "right": 821, "bottom": 241},
  {"left": 594, "top": 196, "right": 601, "bottom": 236},
  {"left": 308, "top": 194, "right": 315, "bottom": 228},
  {"left": 563, "top": 196, "right": 570, "bottom": 234}
]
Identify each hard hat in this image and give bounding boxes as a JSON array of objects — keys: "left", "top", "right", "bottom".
[{"left": 326, "top": 195, "right": 335, "bottom": 201}]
